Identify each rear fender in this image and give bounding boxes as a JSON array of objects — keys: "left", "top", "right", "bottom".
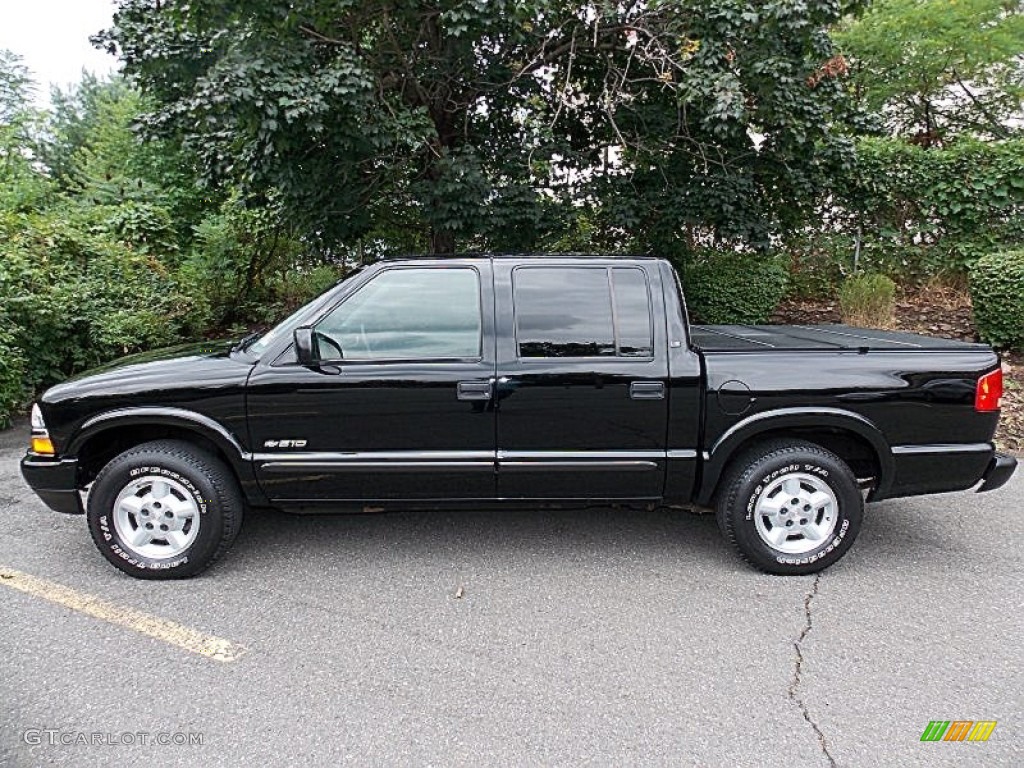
[{"left": 696, "top": 407, "right": 894, "bottom": 505}]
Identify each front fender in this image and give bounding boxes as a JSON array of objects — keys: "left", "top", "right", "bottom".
[{"left": 67, "top": 407, "right": 252, "bottom": 463}]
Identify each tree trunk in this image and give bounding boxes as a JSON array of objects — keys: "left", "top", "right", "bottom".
[{"left": 429, "top": 227, "right": 455, "bottom": 255}]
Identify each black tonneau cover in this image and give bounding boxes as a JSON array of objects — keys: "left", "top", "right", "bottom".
[{"left": 691, "top": 324, "right": 988, "bottom": 352}]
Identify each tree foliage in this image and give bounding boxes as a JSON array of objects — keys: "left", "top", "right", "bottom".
[
  {"left": 0, "top": 60, "right": 336, "bottom": 425},
  {"left": 0, "top": 51, "right": 48, "bottom": 213},
  {"left": 0, "top": 49, "right": 34, "bottom": 124},
  {"left": 97, "top": 0, "right": 864, "bottom": 253},
  {"left": 835, "top": 0, "right": 1024, "bottom": 141},
  {"left": 6, "top": 1, "right": 1024, "bottom": 423}
]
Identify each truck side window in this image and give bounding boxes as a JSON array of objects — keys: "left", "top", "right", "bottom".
[
  {"left": 513, "top": 266, "right": 653, "bottom": 359},
  {"left": 612, "top": 267, "right": 654, "bottom": 357},
  {"left": 315, "top": 267, "right": 482, "bottom": 360}
]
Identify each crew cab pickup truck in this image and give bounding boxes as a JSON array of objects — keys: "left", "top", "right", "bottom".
[{"left": 21, "top": 255, "right": 1017, "bottom": 579}]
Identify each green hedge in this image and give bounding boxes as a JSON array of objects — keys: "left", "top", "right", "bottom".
[
  {"left": 970, "top": 250, "right": 1024, "bottom": 349},
  {"left": 680, "top": 252, "right": 790, "bottom": 325},
  {"left": 844, "top": 137, "right": 1024, "bottom": 275},
  {"left": 782, "top": 137, "right": 1024, "bottom": 292}
]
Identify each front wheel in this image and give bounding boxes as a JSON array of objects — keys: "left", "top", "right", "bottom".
[
  {"left": 87, "top": 440, "right": 244, "bottom": 579},
  {"left": 716, "top": 440, "right": 863, "bottom": 575}
]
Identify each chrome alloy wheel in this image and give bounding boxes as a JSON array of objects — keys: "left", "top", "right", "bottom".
[
  {"left": 753, "top": 472, "right": 838, "bottom": 555},
  {"left": 112, "top": 476, "right": 201, "bottom": 559}
]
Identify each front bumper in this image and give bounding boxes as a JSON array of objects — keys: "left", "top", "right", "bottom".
[
  {"left": 976, "top": 452, "right": 1018, "bottom": 493},
  {"left": 20, "top": 455, "right": 83, "bottom": 514}
]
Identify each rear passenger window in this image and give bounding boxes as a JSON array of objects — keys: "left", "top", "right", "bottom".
[
  {"left": 513, "top": 266, "right": 653, "bottom": 359},
  {"left": 612, "top": 268, "right": 653, "bottom": 357}
]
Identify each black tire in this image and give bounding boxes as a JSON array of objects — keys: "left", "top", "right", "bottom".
[
  {"left": 87, "top": 440, "right": 244, "bottom": 579},
  {"left": 716, "top": 440, "right": 863, "bottom": 575}
]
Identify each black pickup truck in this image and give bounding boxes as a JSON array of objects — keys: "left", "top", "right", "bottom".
[{"left": 21, "top": 256, "right": 1016, "bottom": 579}]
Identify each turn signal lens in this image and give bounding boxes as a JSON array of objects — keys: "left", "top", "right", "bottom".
[
  {"left": 29, "top": 405, "right": 54, "bottom": 455},
  {"left": 31, "top": 436, "right": 55, "bottom": 455},
  {"left": 975, "top": 369, "right": 1003, "bottom": 412}
]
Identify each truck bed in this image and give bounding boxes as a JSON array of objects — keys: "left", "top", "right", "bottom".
[{"left": 691, "top": 324, "right": 989, "bottom": 352}]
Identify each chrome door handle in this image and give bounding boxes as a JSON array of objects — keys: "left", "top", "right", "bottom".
[
  {"left": 630, "top": 381, "right": 665, "bottom": 400},
  {"left": 457, "top": 380, "right": 493, "bottom": 401}
]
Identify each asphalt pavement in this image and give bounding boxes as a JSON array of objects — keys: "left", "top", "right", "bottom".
[{"left": 1, "top": 418, "right": 1020, "bottom": 767}]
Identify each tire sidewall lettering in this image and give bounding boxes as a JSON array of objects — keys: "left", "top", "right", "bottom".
[{"left": 775, "top": 518, "right": 850, "bottom": 566}]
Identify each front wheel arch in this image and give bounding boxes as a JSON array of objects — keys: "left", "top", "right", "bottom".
[{"left": 72, "top": 420, "right": 249, "bottom": 494}]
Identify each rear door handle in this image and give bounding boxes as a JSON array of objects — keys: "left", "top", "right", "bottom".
[
  {"left": 457, "top": 380, "right": 493, "bottom": 401},
  {"left": 630, "top": 381, "right": 665, "bottom": 400}
]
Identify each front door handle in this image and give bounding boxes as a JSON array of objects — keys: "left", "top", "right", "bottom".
[
  {"left": 630, "top": 381, "right": 665, "bottom": 400},
  {"left": 457, "top": 380, "right": 493, "bottom": 401}
]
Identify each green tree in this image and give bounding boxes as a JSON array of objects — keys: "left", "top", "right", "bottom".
[
  {"left": 97, "top": 0, "right": 864, "bottom": 254},
  {"left": 1, "top": 49, "right": 33, "bottom": 122},
  {"left": 835, "top": 0, "right": 1024, "bottom": 141},
  {"left": 42, "top": 72, "right": 117, "bottom": 188},
  {"left": 42, "top": 76, "right": 223, "bottom": 252},
  {"left": 0, "top": 50, "right": 49, "bottom": 212}
]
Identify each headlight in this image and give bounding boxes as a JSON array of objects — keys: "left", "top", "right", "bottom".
[
  {"left": 29, "top": 404, "right": 55, "bottom": 456},
  {"left": 30, "top": 403, "right": 47, "bottom": 431}
]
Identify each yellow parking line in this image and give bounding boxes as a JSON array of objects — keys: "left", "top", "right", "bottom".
[{"left": 0, "top": 567, "right": 246, "bottom": 662}]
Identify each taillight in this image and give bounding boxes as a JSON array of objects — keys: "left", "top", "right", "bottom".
[{"left": 975, "top": 369, "right": 1003, "bottom": 412}]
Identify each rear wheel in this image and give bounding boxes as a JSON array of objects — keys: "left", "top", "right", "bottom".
[
  {"left": 87, "top": 440, "right": 244, "bottom": 579},
  {"left": 716, "top": 440, "right": 863, "bottom": 575}
]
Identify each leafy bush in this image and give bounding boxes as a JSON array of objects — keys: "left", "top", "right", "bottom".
[
  {"left": 839, "top": 273, "right": 897, "bottom": 328},
  {"left": 785, "top": 137, "right": 1024, "bottom": 292},
  {"left": 270, "top": 264, "right": 344, "bottom": 312},
  {"left": 0, "top": 206, "right": 193, "bottom": 391},
  {"left": 970, "top": 250, "right": 1024, "bottom": 349},
  {"left": 840, "top": 137, "right": 1024, "bottom": 275},
  {"left": 784, "top": 234, "right": 850, "bottom": 300},
  {"left": 0, "top": 323, "right": 26, "bottom": 428},
  {"left": 178, "top": 202, "right": 305, "bottom": 331},
  {"left": 680, "top": 252, "right": 790, "bottom": 325}
]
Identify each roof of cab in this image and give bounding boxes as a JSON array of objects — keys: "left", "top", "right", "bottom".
[{"left": 378, "top": 252, "right": 664, "bottom": 261}]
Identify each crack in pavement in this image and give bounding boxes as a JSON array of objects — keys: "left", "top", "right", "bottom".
[{"left": 788, "top": 573, "right": 837, "bottom": 767}]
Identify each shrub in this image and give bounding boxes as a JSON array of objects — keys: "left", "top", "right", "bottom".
[
  {"left": 179, "top": 202, "right": 305, "bottom": 329},
  {"left": 784, "top": 234, "right": 849, "bottom": 300},
  {"left": 270, "top": 264, "right": 344, "bottom": 311},
  {"left": 0, "top": 323, "right": 27, "bottom": 429},
  {"left": 1, "top": 206, "right": 193, "bottom": 392},
  {"left": 680, "top": 252, "right": 790, "bottom": 324},
  {"left": 970, "top": 250, "right": 1024, "bottom": 349},
  {"left": 839, "top": 273, "right": 897, "bottom": 328}
]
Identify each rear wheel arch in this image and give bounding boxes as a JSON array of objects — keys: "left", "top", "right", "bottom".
[{"left": 697, "top": 409, "right": 893, "bottom": 505}]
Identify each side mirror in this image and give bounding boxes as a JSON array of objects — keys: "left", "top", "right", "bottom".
[{"left": 294, "top": 327, "right": 319, "bottom": 366}]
